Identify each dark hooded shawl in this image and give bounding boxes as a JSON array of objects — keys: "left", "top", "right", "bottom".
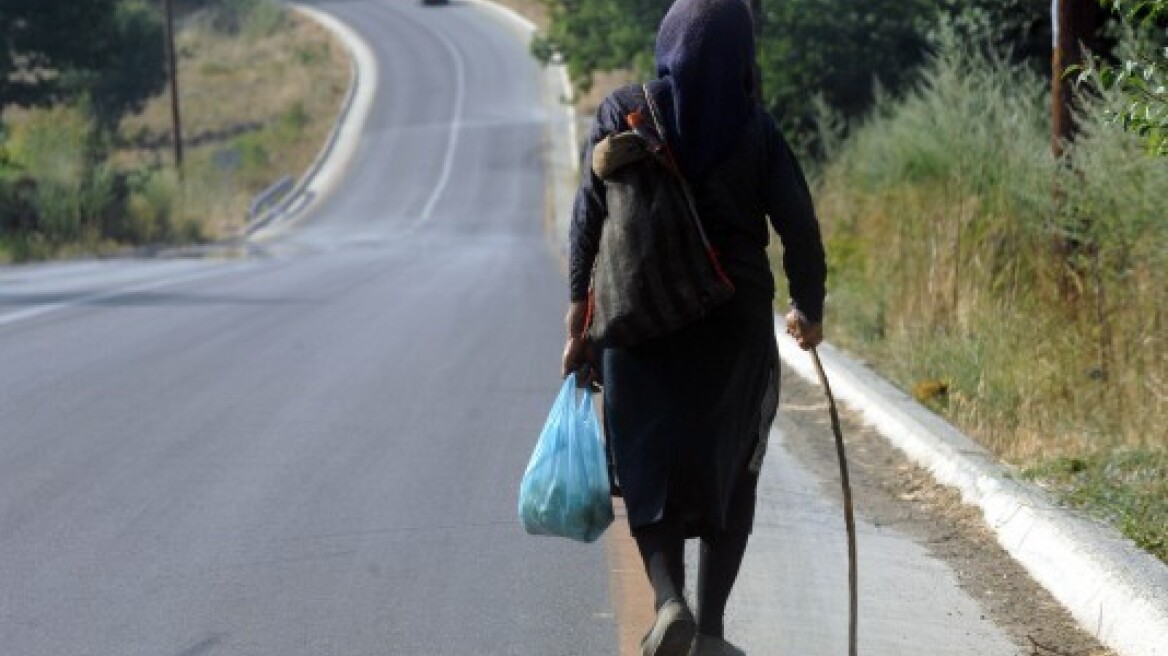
[{"left": 648, "top": 0, "right": 758, "bottom": 180}]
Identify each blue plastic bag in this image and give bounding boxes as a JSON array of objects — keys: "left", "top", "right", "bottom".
[{"left": 519, "top": 374, "right": 614, "bottom": 543}]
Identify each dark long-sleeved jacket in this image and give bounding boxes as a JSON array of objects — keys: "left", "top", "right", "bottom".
[{"left": 569, "top": 85, "right": 826, "bottom": 323}]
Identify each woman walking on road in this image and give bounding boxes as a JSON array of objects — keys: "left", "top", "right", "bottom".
[{"left": 561, "top": 0, "right": 827, "bottom": 654}]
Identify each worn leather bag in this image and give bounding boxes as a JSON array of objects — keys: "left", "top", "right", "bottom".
[{"left": 586, "top": 85, "right": 735, "bottom": 348}]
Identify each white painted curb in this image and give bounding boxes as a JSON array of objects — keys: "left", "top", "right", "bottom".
[
  {"left": 775, "top": 333, "right": 1168, "bottom": 656},
  {"left": 245, "top": 4, "right": 379, "bottom": 241}
]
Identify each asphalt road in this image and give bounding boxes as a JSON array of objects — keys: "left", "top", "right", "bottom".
[
  {"left": 1, "top": 2, "right": 610, "bottom": 654},
  {"left": 0, "top": 2, "right": 1030, "bottom": 655}
]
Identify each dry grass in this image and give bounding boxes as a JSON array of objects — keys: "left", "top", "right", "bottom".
[
  {"left": 116, "top": 5, "right": 349, "bottom": 236},
  {"left": 800, "top": 37, "right": 1167, "bottom": 559}
]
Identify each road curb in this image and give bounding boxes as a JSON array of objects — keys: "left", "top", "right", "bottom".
[
  {"left": 774, "top": 335, "right": 1168, "bottom": 656},
  {"left": 243, "top": 3, "right": 379, "bottom": 241}
]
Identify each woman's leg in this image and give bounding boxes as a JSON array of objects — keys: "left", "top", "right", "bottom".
[
  {"left": 695, "top": 469, "right": 758, "bottom": 638},
  {"left": 695, "top": 528, "right": 750, "bottom": 638},
  {"left": 632, "top": 515, "right": 686, "bottom": 610}
]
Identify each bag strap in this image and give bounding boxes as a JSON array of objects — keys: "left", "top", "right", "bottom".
[
  {"left": 641, "top": 84, "right": 733, "bottom": 286},
  {"left": 583, "top": 85, "right": 736, "bottom": 336}
]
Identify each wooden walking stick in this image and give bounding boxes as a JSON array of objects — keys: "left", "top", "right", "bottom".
[{"left": 810, "top": 347, "right": 858, "bottom": 656}]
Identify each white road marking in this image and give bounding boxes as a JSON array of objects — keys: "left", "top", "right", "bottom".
[{"left": 408, "top": 17, "right": 468, "bottom": 232}]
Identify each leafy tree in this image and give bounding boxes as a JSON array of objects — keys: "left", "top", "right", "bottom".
[
  {"left": 935, "top": 0, "right": 1053, "bottom": 73},
  {"left": 1080, "top": 0, "right": 1168, "bottom": 154},
  {"left": 533, "top": 0, "right": 937, "bottom": 127},
  {"left": 755, "top": 0, "right": 934, "bottom": 135},
  {"left": 532, "top": 0, "right": 668, "bottom": 95},
  {"left": 533, "top": 0, "right": 1059, "bottom": 150},
  {"left": 0, "top": 0, "right": 166, "bottom": 132}
]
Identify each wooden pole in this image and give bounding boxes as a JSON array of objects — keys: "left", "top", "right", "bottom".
[
  {"left": 749, "top": 0, "right": 763, "bottom": 98},
  {"left": 1053, "top": 0, "right": 1102, "bottom": 158},
  {"left": 1053, "top": 0, "right": 1074, "bottom": 158},
  {"left": 163, "top": 0, "right": 184, "bottom": 175}
]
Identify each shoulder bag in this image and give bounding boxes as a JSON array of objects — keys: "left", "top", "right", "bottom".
[{"left": 585, "top": 84, "right": 735, "bottom": 348}]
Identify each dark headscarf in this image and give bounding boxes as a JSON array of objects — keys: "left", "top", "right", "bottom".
[{"left": 647, "top": 0, "right": 757, "bottom": 180}]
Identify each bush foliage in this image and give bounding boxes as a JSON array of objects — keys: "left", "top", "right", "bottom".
[
  {"left": 0, "top": 0, "right": 332, "bottom": 261},
  {"left": 533, "top": 0, "right": 1053, "bottom": 142},
  {"left": 0, "top": 0, "right": 167, "bottom": 132},
  {"left": 813, "top": 34, "right": 1166, "bottom": 557}
]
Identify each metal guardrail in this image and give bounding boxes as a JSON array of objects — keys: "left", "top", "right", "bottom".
[{"left": 248, "top": 174, "right": 296, "bottom": 220}]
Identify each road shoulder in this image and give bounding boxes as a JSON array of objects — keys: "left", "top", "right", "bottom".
[
  {"left": 778, "top": 338, "right": 1168, "bottom": 656},
  {"left": 772, "top": 366, "right": 1113, "bottom": 655}
]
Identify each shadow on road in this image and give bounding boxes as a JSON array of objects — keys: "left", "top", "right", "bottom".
[{"left": 0, "top": 291, "right": 310, "bottom": 308}]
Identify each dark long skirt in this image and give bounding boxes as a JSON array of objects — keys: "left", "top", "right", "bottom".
[{"left": 602, "top": 292, "right": 779, "bottom": 536}]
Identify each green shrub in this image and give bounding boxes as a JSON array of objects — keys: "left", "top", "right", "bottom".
[
  {"left": 813, "top": 29, "right": 1166, "bottom": 560},
  {"left": 1, "top": 106, "right": 120, "bottom": 250},
  {"left": 118, "top": 169, "right": 178, "bottom": 243},
  {"left": 815, "top": 32, "right": 1165, "bottom": 456},
  {"left": 294, "top": 44, "right": 327, "bottom": 67},
  {"left": 1025, "top": 450, "right": 1168, "bottom": 562},
  {"left": 6, "top": 105, "right": 96, "bottom": 185},
  {"left": 279, "top": 101, "right": 309, "bottom": 136},
  {"left": 231, "top": 132, "right": 271, "bottom": 186},
  {"left": 211, "top": 0, "right": 285, "bottom": 38}
]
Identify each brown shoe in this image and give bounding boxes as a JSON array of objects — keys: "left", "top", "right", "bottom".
[
  {"left": 640, "top": 599, "right": 696, "bottom": 656},
  {"left": 688, "top": 635, "right": 746, "bottom": 656}
]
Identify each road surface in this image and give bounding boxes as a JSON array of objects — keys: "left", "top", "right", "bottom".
[{"left": 0, "top": 1, "right": 1026, "bottom": 654}]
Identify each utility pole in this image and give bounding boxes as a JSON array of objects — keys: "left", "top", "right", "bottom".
[
  {"left": 163, "top": 0, "right": 184, "bottom": 175},
  {"left": 1052, "top": 0, "right": 1102, "bottom": 158}
]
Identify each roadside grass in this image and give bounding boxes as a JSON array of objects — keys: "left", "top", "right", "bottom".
[
  {"left": 117, "top": 1, "right": 348, "bottom": 237},
  {"left": 1025, "top": 451, "right": 1168, "bottom": 562},
  {"left": 802, "top": 36, "right": 1167, "bottom": 561},
  {"left": 0, "top": 0, "right": 348, "bottom": 261}
]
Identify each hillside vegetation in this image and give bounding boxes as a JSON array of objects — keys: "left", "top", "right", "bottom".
[
  {"left": 0, "top": 0, "right": 348, "bottom": 261},
  {"left": 815, "top": 38, "right": 1166, "bottom": 560}
]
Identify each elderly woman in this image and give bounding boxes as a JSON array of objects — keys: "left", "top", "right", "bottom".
[{"left": 561, "top": 0, "right": 826, "bottom": 654}]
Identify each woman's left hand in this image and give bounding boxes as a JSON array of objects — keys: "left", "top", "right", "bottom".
[{"left": 785, "top": 309, "right": 823, "bottom": 351}]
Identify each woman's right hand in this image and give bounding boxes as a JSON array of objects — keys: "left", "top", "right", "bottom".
[
  {"left": 562, "top": 335, "right": 592, "bottom": 379},
  {"left": 562, "top": 302, "right": 598, "bottom": 383}
]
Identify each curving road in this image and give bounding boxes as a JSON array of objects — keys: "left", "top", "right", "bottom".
[
  {"left": 0, "top": 2, "right": 1036, "bottom": 655},
  {"left": 1, "top": 2, "right": 610, "bottom": 654}
]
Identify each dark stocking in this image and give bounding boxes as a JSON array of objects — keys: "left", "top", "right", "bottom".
[
  {"left": 695, "top": 527, "right": 750, "bottom": 638},
  {"left": 632, "top": 517, "right": 686, "bottom": 611}
]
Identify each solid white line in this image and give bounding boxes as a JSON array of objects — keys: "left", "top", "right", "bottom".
[{"left": 410, "top": 21, "right": 468, "bottom": 231}]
